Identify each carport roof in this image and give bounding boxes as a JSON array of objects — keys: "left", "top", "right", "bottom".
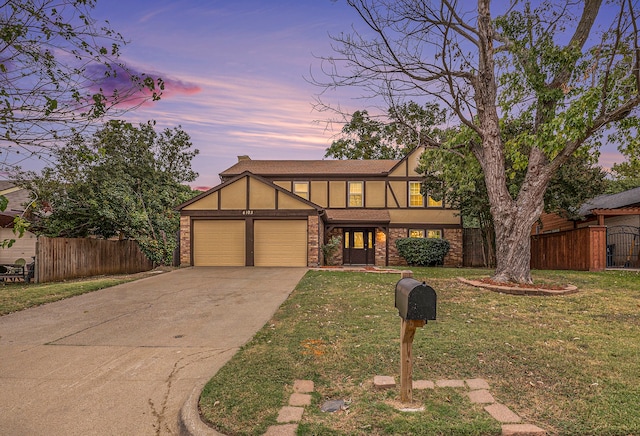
[{"left": 578, "top": 187, "right": 640, "bottom": 216}]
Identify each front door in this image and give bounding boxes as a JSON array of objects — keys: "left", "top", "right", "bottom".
[{"left": 343, "top": 229, "right": 375, "bottom": 265}]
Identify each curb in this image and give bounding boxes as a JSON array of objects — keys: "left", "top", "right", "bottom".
[{"left": 178, "top": 384, "right": 223, "bottom": 436}]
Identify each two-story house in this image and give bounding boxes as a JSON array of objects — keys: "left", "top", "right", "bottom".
[{"left": 176, "top": 147, "right": 462, "bottom": 267}]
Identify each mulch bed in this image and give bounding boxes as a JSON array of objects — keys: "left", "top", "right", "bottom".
[{"left": 457, "top": 277, "right": 578, "bottom": 296}]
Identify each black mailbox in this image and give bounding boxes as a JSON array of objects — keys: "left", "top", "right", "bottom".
[{"left": 395, "top": 278, "right": 437, "bottom": 321}]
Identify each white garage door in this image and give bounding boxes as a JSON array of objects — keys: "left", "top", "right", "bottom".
[
  {"left": 254, "top": 220, "right": 307, "bottom": 267},
  {"left": 193, "top": 220, "right": 245, "bottom": 266}
]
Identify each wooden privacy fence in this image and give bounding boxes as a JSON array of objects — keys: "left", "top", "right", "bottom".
[
  {"left": 36, "top": 236, "right": 154, "bottom": 283},
  {"left": 530, "top": 226, "right": 607, "bottom": 271}
]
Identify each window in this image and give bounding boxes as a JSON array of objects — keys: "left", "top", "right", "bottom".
[
  {"left": 409, "top": 229, "right": 425, "bottom": 238},
  {"left": 427, "top": 195, "right": 443, "bottom": 207},
  {"left": 348, "top": 181, "right": 363, "bottom": 207},
  {"left": 353, "top": 231, "right": 365, "bottom": 249},
  {"left": 409, "top": 181, "right": 424, "bottom": 207},
  {"left": 427, "top": 229, "right": 442, "bottom": 239},
  {"left": 409, "top": 229, "right": 442, "bottom": 239},
  {"left": 293, "top": 182, "right": 309, "bottom": 200}
]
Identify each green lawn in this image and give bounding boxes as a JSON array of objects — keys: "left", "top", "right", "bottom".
[
  {"left": 200, "top": 268, "right": 640, "bottom": 436},
  {"left": 0, "top": 270, "right": 164, "bottom": 316}
]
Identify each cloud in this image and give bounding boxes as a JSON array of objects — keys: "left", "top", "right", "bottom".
[{"left": 85, "top": 63, "right": 201, "bottom": 107}]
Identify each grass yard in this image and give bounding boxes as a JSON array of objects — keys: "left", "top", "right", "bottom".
[
  {"left": 200, "top": 268, "right": 640, "bottom": 436},
  {"left": 0, "top": 269, "right": 167, "bottom": 316}
]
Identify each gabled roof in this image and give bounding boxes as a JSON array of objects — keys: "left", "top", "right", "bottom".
[
  {"left": 220, "top": 159, "right": 398, "bottom": 178},
  {"left": 176, "top": 171, "right": 321, "bottom": 211},
  {"left": 578, "top": 187, "right": 640, "bottom": 216}
]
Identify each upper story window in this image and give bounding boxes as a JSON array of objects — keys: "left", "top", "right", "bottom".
[
  {"left": 293, "top": 181, "right": 309, "bottom": 200},
  {"left": 409, "top": 181, "right": 424, "bottom": 207},
  {"left": 348, "top": 181, "right": 363, "bottom": 207}
]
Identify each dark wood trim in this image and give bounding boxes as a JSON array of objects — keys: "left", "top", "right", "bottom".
[
  {"left": 385, "top": 181, "right": 389, "bottom": 208},
  {"left": 275, "top": 189, "right": 279, "bottom": 209},
  {"left": 326, "top": 180, "right": 330, "bottom": 207},
  {"left": 246, "top": 218, "right": 254, "bottom": 266},
  {"left": 246, "top": 177, "right": 251, "bottom": 210},
  {"left": 183, "top": 210, "right": 316, "bottom": 218},
  {"left": 261, "top": 175, "right": 426, "bottom": 182},
  {"left": 388, "top": 183, "right": 400, "bottom": 208}
]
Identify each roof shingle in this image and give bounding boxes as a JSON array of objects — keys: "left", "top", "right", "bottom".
[{"left": 220, "top": 159, "right": 398, "bottom": 177}]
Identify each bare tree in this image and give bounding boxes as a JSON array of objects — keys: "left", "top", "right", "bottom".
[
  {"left": 0, "top": 0, "right": 163, "bottom": 170},
  {"left": 315, "top": 0, "right": 640, "bottom": 283}
]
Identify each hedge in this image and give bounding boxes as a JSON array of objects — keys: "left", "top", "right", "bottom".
[{"left": 395, "top": 237, "right": 450, "bottom": 266}]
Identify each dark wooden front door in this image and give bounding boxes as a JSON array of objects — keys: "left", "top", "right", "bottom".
[{"left": 343, "top": 229, "right": 375, "bottom": 265}]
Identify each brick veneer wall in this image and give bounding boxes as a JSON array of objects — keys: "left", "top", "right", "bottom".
[
  {"left": 375, "top": 229, "right": 387, "bottom": 266},
  {"left": 443, "top": 228, "right": 463, "bottom": 267},
  {"left": 307, "top": 215, "right": 320, "bottom": 267},
  {"left": 388, "top": 228, "right": 409, "bottom": 266},
  {"left": 179, "top": 215, "right": 191, "bottom": 266}
]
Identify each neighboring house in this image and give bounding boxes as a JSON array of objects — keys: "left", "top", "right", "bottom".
[
  {"left": 532, "top": 187, "right": 640, "bottom": 269},
  {"left": 177, "top": 147, "right": 463, "bottom": 267},
  {"left": 0, "top": 181, "right": 37, "bottom": 264}
]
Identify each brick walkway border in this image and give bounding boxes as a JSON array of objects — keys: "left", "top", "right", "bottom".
[
  {"left": 374, "top": 376, "right": 546, "bottom": 435},
  {"left": 264, "top": 380, "right": 315, "bottom": 436},
  {"left": 263, "top": 377, "right": 546, "bottom": 436}
]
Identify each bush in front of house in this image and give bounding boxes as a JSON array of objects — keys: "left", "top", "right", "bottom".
[
  {"left": 321, "top": 235, "right": 342, "bottom": 265},
  {"left": 395, "top": 237, "right": 450, "bottom": 266}
]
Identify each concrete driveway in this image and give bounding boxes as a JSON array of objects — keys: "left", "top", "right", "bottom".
[{"left": 0, "top": 267, "right": 307, "bottom": 436}]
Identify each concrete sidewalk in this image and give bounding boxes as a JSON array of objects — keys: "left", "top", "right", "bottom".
[{"left": 0, "top": 267, "right": 306, "bottom": 436}]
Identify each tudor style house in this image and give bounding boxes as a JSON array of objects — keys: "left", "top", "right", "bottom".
[{"left": 177, "top": 147, "right": 463, "bottom": 267}]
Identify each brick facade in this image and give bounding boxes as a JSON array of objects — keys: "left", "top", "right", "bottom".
[
  {"left": 179, "top": 215, "right": 191, "bottom": 266},
  {"left": 307, "top": 215, "right": 320, "bottom": 267},
  {"left": 443, "top": 228, "right": 463, "bottom": 267},
  {"left": 388, "top": 228, "right": 409, "bottom": 266}
]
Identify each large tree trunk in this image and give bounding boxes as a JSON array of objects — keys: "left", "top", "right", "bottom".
[
  {"left": 483, "top": 147, "right": 551, "bottom": 284},
  {"left": 491, "top": 202, "right": 543, "bottom": 284}
]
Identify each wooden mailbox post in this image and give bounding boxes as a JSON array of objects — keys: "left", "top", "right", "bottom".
[
  {"left": 395, "top": 271, "right": 437, "bottom": 403},
  {"left": 400, "top": 318, "right": 425, "bottom": 402}
]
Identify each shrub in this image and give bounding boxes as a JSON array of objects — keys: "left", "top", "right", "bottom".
[
  {"left": 321, "top": 235, "right": 342, "bottom": 265},
  {"left": 395, "top": 237, "right": 450, "bottom": 266}
]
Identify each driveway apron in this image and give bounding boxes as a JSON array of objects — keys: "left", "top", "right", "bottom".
[{"left": 0, "top": 267, "right": 307, "bottom": 436}]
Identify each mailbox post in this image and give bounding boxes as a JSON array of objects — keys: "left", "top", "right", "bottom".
[{"left": 395, "top": 271, "right": 437, "bottom": 403}]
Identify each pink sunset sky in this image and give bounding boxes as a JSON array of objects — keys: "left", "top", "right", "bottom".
[
  {"left": 8, "top": 1, "right": 628, "bottom": 189},
  {"left": 92, "top": 0, "right": 369, "bottom": 190}
]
